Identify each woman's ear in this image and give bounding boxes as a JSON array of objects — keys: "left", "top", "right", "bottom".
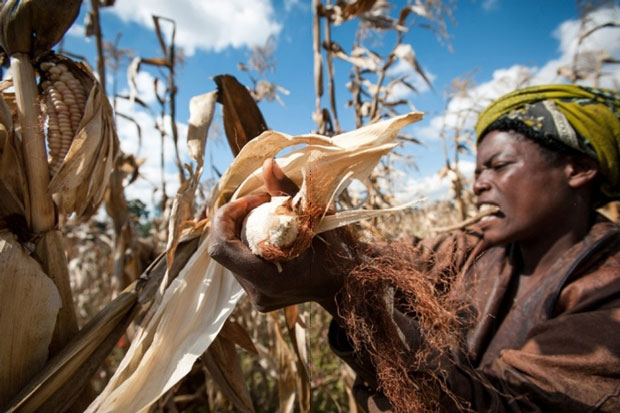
[{"left": 565, "top": 156, "right": 599, "bottom": 189}]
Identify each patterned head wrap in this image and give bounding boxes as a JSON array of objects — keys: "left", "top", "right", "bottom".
[{"left": 475, "top": 84, "right": 620, "bottom": 200}]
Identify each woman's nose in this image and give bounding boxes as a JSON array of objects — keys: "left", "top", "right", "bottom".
[{"left": 473, "top": 174, "right": 490, "bottom": 196}]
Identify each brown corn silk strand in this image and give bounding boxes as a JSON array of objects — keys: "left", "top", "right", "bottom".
[
  {"left": 258, "top": 201, "right": 325, "bottom": 262},
  {"left": 258, "top": 167, "right": 330, "bottom": 262},
  {"left": 337, "top": 239, "right": 474, "bottom": 413}
]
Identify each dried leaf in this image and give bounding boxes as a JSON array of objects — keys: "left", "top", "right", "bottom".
[
  {"left": 203, "top": 334, "right": 255, "bottom": 413},
  {"left": 127, "top": 57, "right": 141, "bottom": 104},
  {"left": 86, "top": 241, "right": 245, "bottom": 413},
  {"left": 399, "top": 3, "right": 430, "bottom": 22},
  {"left": 139, "top": 57, "right": 170, "bottom": 67},
  {"left": 284, "top": 305, "right": 299, "bottom": 330},
  {"left": 219, "top": 319, "right": 258, "bottom": 355},
  {"left": 151, "top": 15, "right": 173, "bottom": 59},
  {"left": 165, "top": 91, "right": 216, "bottom": 277},
  {"left": 214, "top": 74, "right": 268, "bottom": 156},
  {"left": 332, "top": 45, "right": 382, "bottom": 71},
  {"left": 271, "top": 314, "right": 296, "bottom": 413},
  {"left": 0, "top": 89, "right": 12, "bottom": 130},
  {"left": 32, "top": 230, "right": 79, "bottom": 356},
  {"left": 187, "top": 91, "right": 217, "bottom": 164},
  {"left": 6, "top": 288, "right": 137, "bottom": 413},
  {"left": 361, "top": 13, "right": 406, "bottom": 31},
  {"left": 0, "top": 231, "right": 61, "bottom": 407},
  {"left": 317, "top": 198, "right": 425, "bottom": 233},
  {"left": 284, "top": 308, "right": 310, "bottom": 413},
  {"left": 340, "top": 0, "right": 377, "bottom": 19},
  {"left": 323, "top": 0, "right": 377, "bottom": 25},
  {"left": 0, "top": 113, "right": 26, "bottom": 218},
  {"left": 393, "top": 44, "right": 433, "bottom": 91}
]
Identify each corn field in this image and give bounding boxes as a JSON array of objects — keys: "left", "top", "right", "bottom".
[{"left": 0, "top": 1, "right": 618, "bottom": 412}]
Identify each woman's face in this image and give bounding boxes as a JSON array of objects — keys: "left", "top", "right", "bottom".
[{"left": 474, "top": 130, "right": 572, "bottom": 246}]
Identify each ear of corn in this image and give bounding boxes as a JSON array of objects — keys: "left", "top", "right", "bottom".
[
  {"left": 39, "top": 55, "right": 120, "bottom": 219},
  {"left": 39, "top": 61, "right": 88, "bottom": 176},
  {"left": 0, "top": 231, "right": 61, "bottom": 407},
  {"left": 87, "top": 112, "right": 422, "bottom": 412}
]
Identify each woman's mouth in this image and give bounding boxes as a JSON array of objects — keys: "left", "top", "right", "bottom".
[{"left": 477, "top": 204, "right": 502, "bottom": 226}]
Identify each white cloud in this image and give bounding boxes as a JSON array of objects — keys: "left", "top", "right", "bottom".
[
  {"left": 536, "top": 5, "right": 620, "bottom": 88},
  {"left": 284, "top": 0, "right": 306, "bottom": 12},
  {"left": 386, "top": 59, "right": 436, "bottom": 100},
  {"left": 481, "top": 0, "right": 499, "bottom": 12},
  {"left": 108, "top": 0, "right": 282, "bottom": 55},
  {"left": 66, "top": 23, "right": 88, "bottom": 40},
  {"left": 416, "top": 5, "right": 620, "bottom": 143},
  {"left": 395, "top": 160, "right": 476, "bottom": 203},
  {"left": 415, "top": 64, "right": 535, "bottom": 141},
  {"left": 128, "top": 70, "right": 166, "bottom": 105}
]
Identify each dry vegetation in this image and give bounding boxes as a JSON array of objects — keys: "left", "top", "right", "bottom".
[{"left": 0, "top": 1, "right": 618, "bottom": 412}]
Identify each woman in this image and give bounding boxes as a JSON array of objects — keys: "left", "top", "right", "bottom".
[{"left": 208, "top": 85, "right": 620, "bottom": 412}]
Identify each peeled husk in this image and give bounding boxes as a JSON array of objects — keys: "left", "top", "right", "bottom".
[{"left": 87, "top": 112, "right": 423, "bottom": 412}]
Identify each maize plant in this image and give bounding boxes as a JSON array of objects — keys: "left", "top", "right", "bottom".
[{"left": 0, "top": 0, "right": 120, "bottom": 410}]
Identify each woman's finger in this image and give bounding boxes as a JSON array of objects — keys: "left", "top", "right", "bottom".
[
  {"left": 211, "top": 193, "right": 270, "bottom": 238},
  {"left": 263, "top": 158, "right": 298, "bottom": 196},
  {"left": 208, "top": 193, "right": 276, "bottom": 280}
]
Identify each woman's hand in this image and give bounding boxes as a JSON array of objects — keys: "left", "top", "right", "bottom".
[{"left": 207, "top": 159, "right": 346, "bottom": 313}]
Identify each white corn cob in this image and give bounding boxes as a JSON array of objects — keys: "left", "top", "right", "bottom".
[
  {"left": 39, "top": 61, "right": 88, "bottom": 176},
  {"left": 242, "top": 195, "right": 300, "bottom": 257}
]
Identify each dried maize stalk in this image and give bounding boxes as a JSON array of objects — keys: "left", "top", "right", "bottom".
[
  {"left": 37, "top": 55, "right": 119, "bottom": 219},
  {"left": 88, "top": 112, "right": 423, "bottom": 412}
]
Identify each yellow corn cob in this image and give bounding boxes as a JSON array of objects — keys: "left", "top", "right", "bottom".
[{"left": 39, "top": 61, "right": 88, "bottom": 176}]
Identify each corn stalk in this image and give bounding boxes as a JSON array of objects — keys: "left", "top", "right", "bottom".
[{"left": 9, "top": 54, "right": 55, "bottom": 232}]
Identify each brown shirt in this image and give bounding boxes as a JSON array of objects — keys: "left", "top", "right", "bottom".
[{"left": 329, "top": 215, "right": 620, "bottom": 412}]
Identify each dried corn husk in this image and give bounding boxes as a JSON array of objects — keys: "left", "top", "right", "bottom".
[
  {"left": 40, "top": 55, "right": 120, "bottom": 219},
  {"left": 0, "top": 231, "right": 61, "bottom": 407},
  {"left": 0, "top": 93, "right": 27, "bottom": 218},
  {"left": 4, "top": 287, "right": 137, "bottom": 413},
  {"left": 87, "top": 112, "right": 422, "bottom": 412},
  {"left": 0, "top": 0, "right": 81, "bottom": 57}
]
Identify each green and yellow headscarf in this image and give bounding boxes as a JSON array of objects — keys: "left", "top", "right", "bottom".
[{"left": 475, "top": 84, "right": 620, "bottom": 200}]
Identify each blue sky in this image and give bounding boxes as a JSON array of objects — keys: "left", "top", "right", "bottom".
[{"left": 59, "top": 0, "right": 620, "bottom": 209}]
